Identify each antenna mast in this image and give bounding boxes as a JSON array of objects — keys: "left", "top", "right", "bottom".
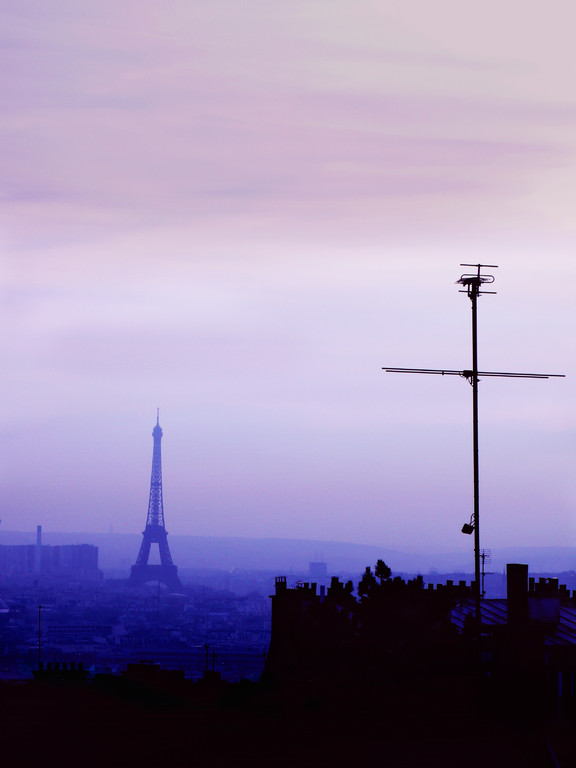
[{"left": 384, "top": 265, "right": 564, "bottom": 633}]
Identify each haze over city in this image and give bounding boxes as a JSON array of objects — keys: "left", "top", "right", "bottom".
[{"left": 2, "top": 1, "right": 575, "bottom": 562}]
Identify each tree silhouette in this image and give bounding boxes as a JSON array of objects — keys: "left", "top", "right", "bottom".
[
  {"left": 357, "top": 560, "right": 392, "bottom": 601},
  {"left": 357, "top": 566, "right": 377, "bottom": 599},
  {"left": 375, "top": 559, "right": 391, "bottom": 584}
]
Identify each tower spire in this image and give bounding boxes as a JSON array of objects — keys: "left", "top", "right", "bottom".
[{"left": 128, "top": 414, "right": 182, "bottom": 591}]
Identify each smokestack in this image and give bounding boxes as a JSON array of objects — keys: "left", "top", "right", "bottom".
[
  {"left": 506, "top": 563, "right": 528, "bottom": 623},
  {"left": 35, "top": 525, "right": 42, "bottom": 574}
]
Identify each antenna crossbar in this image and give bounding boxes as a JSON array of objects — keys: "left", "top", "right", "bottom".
[{"left": 383, "top": 367, "right": 564, "bottom": 379}]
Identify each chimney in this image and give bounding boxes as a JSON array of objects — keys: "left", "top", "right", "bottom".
[{"left": 506, "top": 563, "right": 528, "bottom": 623}]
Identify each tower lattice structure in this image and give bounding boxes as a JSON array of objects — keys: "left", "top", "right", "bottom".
[{"left": 129, "top": 413, "right": 182, "bottom": 591}]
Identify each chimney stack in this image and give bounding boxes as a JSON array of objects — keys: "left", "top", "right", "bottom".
[{"left": 506, "top": 563, "right": 528, "bottom": 623}]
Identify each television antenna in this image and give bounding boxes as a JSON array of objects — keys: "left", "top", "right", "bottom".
[
  {"left": 383, "top": 264, "right": 564, "bottom": 631},
  {"left": 480, "top": 549, "right": 492, "bottom": 598}
]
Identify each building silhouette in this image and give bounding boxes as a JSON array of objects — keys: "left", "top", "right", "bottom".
[
  {"left": 264, "top": 568, "right": 467, "bottom": 684},
  {"left": 0, "top": 526, "right": 101, "bottom": 583},
  {"left": 128, "top": 413, "right": 182, "bottom": 591},
  {"left": 263, "top": 561, "right": 576, "bottom": 728}
]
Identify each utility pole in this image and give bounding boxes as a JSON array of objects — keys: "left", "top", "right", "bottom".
[{"left": 38, "top": 604, "right": 42, "bottom": 671}]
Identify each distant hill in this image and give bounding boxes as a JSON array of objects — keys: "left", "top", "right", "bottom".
[
  {"left": 486, "top": 546, "right": 576, "bottom": 574},
  {"left": 0, "top": 530, "right": 421, "bottom": 574},
  {"left": 0, "top": 530, "right": 574, "bottom": 576}
]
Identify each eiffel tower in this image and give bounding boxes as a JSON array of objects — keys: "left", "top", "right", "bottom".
[{"left": 128, "top": 412, "right": 182, "bottom": 591}]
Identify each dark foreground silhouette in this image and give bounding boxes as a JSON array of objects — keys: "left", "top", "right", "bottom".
[
  {"left": 3, "top": 561, "right": 575, "bottom": 767},
  {"left": 0, "top": 670, "right": 572, "bottom": 767}
]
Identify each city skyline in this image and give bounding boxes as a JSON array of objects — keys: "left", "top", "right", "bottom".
[{"left": 1, "top": 2, "right": 574, "bottom": 558}]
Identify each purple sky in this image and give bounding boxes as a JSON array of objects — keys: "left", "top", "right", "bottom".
[{"left": 1, "top": 2, "right": 575, "bottom": 559}]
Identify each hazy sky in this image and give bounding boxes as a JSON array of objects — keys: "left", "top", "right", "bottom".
[{"left": 1, "top": 1, "right": 575, "bottom": 560}]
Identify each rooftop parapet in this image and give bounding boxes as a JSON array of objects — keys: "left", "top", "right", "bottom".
[{"left": 426, "top": 580, "right": 474, "bottom": 597}]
